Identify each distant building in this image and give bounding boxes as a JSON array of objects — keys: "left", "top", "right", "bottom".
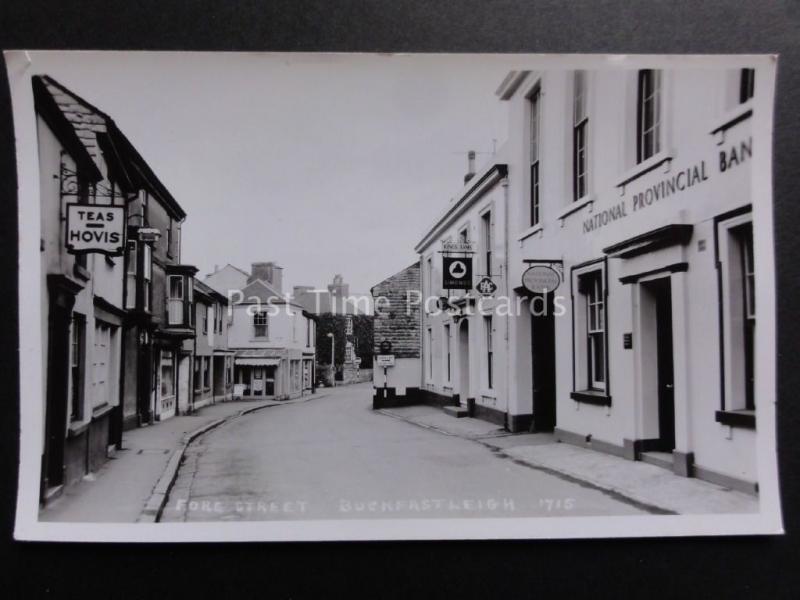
[{"left": 206, "top": 262, "right": 316, "bottom": 399}]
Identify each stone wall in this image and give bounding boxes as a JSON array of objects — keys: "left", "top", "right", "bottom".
[{"left": 371, "top": 261, "right": 421, "bottom": 358}]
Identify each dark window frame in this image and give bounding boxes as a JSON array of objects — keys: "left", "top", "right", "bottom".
[
  {"left": 636, "top": 69, "right": 662, "bottom": 164},
  {"left": 573, "top": 71, "right": 588, "bottom": 201}
]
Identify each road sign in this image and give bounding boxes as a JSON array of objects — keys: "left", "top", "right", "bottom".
[
  {"left": 522, "top": 265, "right": 561, "bottom": 294},
  {"left": 443, "top": 256, "right": 472, "bottom": 290},
  {"left": 376, "top": 354, "right": 395, "bottom": 367},
  {"left": 379, "top": 339, "right": 392, "bottom": 354},
  {"left": 475, "top": 276, "right": 497, "bottom": 296}
]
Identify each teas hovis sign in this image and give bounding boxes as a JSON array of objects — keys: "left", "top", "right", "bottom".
[{"left": 65, "top": 204, "right": 126, "bottom": 256}]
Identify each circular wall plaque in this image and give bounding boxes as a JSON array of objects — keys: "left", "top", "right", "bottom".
[{"left": 521, "top": 265, "right": 561, "bottom": 294}]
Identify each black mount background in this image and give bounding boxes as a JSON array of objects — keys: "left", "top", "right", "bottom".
[{"left": 1, "top": 1, "right": 799, "bottom": 598}]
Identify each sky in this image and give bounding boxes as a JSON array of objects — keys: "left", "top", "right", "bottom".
[{"left": 21, "top": 51, "right": 509, "bottom": 295}]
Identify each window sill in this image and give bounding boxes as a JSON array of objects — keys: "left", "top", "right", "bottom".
[
  {"left": 557, "top": 194, "right": 595, "bottom": 223},
  {"left": 616, "top": 149, "right": 675, "bottom": 193},
  {"left": 92, "top": 403, "right": 114, "bottom": 420},
  {"left": 715, "top": 409, "right": 755, "bottom": 429},
  {"left": 570, "top": 390, "right": 612, "bottom": 406},
  {"left": 517, "top": 223, "right": 543, "bottom": 243},
  {"left": 709, "top": 100, "right": 753, "bottom": 143},
  {"left": 67, "top": 420, "right": 89, "bottom": 438}
]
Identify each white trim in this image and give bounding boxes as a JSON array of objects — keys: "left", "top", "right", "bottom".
[
  {"left": 517, "top": 223, "right": 543, "bottom": 243},
  {"left": 557, "top": 194, "right": 595, "bottom": 222}
]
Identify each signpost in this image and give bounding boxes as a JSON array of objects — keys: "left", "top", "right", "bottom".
[
  {"left": 65, "top": 203, "right": 126, "bottom": 256},
  {"left": 442, "top": 256, "right": 473, "bottom": 290}
]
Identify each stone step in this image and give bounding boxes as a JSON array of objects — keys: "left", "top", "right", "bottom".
[
  {"left": 443, "top": 405, "right": 470, "bottom": 419},
  {"left": 639, "top": 450, "right": 674, "bottom": 470}
]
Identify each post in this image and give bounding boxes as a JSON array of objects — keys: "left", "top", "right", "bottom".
[{"left": 383, "top": 366, "right": 388, "bottom": 390}]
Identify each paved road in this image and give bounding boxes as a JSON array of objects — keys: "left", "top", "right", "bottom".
[{"left": 160, "top": 383, "right": 648, "bottom": 522}]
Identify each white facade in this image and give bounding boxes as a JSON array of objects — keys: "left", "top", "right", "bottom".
[
  {"left": 417, "top": 66, "right": 762, "bottom": 493},
  {"left": 416, "top": 164, "right": 511, "bottom": 425}
]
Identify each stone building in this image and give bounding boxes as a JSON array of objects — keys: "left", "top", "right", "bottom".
[{"left": 370, "top": 262, "right": 421, "bottom": 407}]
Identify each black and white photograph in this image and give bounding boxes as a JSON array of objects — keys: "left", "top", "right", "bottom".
[{"left": 6, "top": 51, "right": 782, "bottom": 541}]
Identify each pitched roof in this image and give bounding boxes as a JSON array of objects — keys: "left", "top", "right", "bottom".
[{"left": 33, "top": 75, "right": 186, "bottom": 220}]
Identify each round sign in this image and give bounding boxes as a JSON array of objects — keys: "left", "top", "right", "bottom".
[
  {"left": 522, "top": 265, "right": 561, "bottom": 294},
  {"left": 379, "top": 339, "right": 392, "bottom": 354},
  {"left": 449, "top": 260, "right": 467, "bottom": 278}
]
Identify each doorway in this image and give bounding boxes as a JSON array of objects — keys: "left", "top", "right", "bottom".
[
  {"left": 644, "top": 278, "right": 675, "bottom": 451},
  {"left": 530, "top": 293, "right": 556, "bottom": 431},
  {"left": 458, "top": 319, "right": 470, "bottom": 406}
]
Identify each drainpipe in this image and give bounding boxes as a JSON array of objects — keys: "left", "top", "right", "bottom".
[{"left": 501, "top": 175, "right": 511, "bottom": 427}]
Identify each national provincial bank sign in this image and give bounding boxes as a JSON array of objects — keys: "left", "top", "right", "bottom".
[
  {"left": 65, "top": 203, "right": 126, "bottom": 256},
  {"left": 582, "top": 136, "right": 752, "bottom": 234}
]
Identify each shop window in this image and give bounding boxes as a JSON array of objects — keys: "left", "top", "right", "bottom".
[
  {"left": 204, "top": 356, "right": 211, "bottom": 389},
  {"left": 194, "top": 357, "right": 201, "bottom": 392},
  {"left": 160, "top": 351, "right": 175, "bottom": 398},
  {"left": 740, "top": 68, "right": 755, "bottom": 104},
  {"left": 253, "top": 310, "right": 268, "bottom": 338},
  {"left": 70, "top": 315, "right": 86, "bottom": 421},
  {"left": 529, "top": 87, "right": 542, "bottom": 226},
  {"left": 481, "top": 210, "right": 492, "bottom": 275},
  {"left": 637, "top": 69, "right": 662, "bottom": 163},
  {"left": 573, "top": 70, "right": 589, "bottom": 200},
  {"left": 717, "top": 213, "right": 756, "bottom": 415},
  {"left": 92, "top": 321, "right": 112, "bottom": 408},
  {"left": 574, "top": 267, "right": 608, "bottom": 394},
  {"left": 484, "top": 316, "right": 494, "bottom": 389}
]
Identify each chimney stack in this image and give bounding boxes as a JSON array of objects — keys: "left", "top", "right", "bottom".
[
  {"left": 464, "top": 150, "right": 476, "bottom": 184},
  {"left": 248, "top": 261, "right": 284, "bottom": 294}
]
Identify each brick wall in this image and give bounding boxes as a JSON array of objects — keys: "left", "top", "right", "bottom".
[{"left": 371, "top": 261, "right": 421, "bottom": 358}]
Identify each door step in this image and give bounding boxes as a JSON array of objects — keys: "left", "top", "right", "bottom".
[
  {"left": 443, "top": 405, "right": 470, "bottom": 419},
  {"left": 639, "top": 451, "right": 674, "bottom": 470}
]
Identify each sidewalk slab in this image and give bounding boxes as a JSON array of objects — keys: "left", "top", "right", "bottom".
[
  {"left": 489, "top": 441, "right": 759, "bottom": 515},
  {"left": 39, "top": 399, "right": 278, "bottom": 523},
  {"left": 379, "top": 405, "right": 509, "bottom": 439},
  {"left": 376, "top": 404, "right": 758, "bottom": 515}
]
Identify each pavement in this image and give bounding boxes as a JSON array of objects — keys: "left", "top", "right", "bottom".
[
  {"left": 38, "top": 395, "right": 318, "bottom": 523},
  {"left": 161, "top": 382, "right": 652, "bottom": 522},
  {"left": 379, "top": 404, "right": 759, "bottom": 515}
]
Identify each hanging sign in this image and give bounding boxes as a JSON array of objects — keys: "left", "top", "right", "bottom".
[
  {"left": 65, "top": 203, "right": 125, "bottom": 256},
  {"left": 522, "top": 265, "right": 561, "bottom": 294},
  {"left": 443, "top": 256, "right": 473, "bottom": 290},
  {"left": 475, "top": 276, "right": 498, "bottom": 296}
]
